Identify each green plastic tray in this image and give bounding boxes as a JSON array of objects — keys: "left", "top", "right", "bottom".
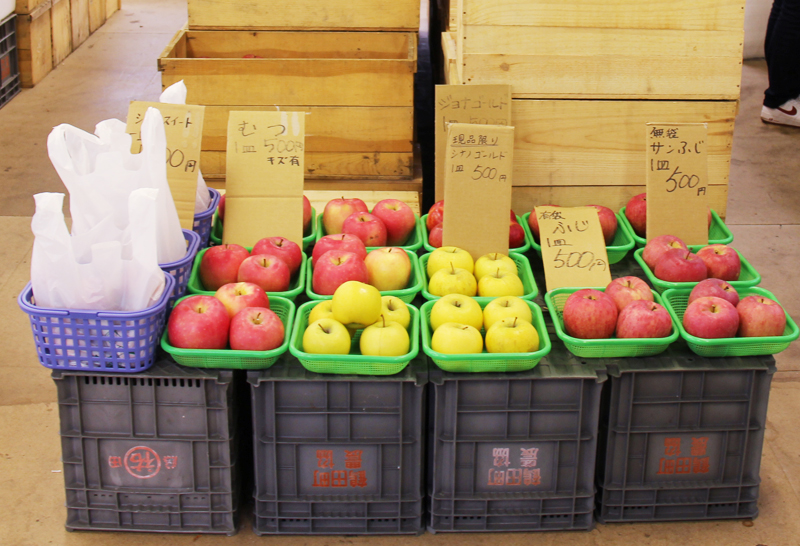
[
  {"left": 161, "top": 295, "right": 295, "bottom": 369},
  {"left": 187, "top": 247, "right": 307, "bottom": 301},
  {"left": 420, "top": 251, "right": 538, "bottom": 303},
  {"left": 420, "top": 298, "right": 551, "bottom": 373},
  {"left": 619, "top": 207, "right": 734, "bottom": 248},
  {"left": 306, "top": 249, "right": 422, "bottom": 303},
  {"left": 633, "top": 246, "right": 761, "bottom": 294},
  {"left": 315, "top": 213, "right": 423, "bottom": 252},
  {"left": 420, "top": 213, "right": 532, "bottom": 254},
  {"left": 662, "top": 286, "right": 799, "bottom": 357},
  {"left": 289, "top": 300, "right": 420, "bottom": 375},
  {"left": 545, "top": 287, "right": 679, "bottom": 358},
  {"left": 522, "top": 211, "right": 634, "bottom": 264},
  {"left": 210, "top": 207, "right": 318, "bottom": 250}
]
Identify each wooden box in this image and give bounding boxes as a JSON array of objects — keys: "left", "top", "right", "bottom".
[
  {"left": 16, "top": 0, "right": 51, "bottom": 87},
  {"left": 158, "top": 28, "right": 417, "bottom": 180}
]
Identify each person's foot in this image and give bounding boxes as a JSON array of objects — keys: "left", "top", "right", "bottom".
[{"left": 761, "top": 98, "right": 800, "bottom": 127}]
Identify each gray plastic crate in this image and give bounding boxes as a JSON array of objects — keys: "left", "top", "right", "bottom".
[
  {"left": 0, "top": 14, "right": 20, "bottom": 110},
  {"left": 596, "top": 345, "right": 776, "bottom": 523},
  {"left": 428, "top": 343, "right": 608, "bottom": 533},
  {"left": 52, "top": 361, "right": 240, "bottom": 535},
  {"left": 247, "top": 356, "right": 427, "bottom": 535}
]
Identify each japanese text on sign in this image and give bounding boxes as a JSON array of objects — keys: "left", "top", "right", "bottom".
[{"left": 312, "top": 449, "right": 368, "bottom": 489}]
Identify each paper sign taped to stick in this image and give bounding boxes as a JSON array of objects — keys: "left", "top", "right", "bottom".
[
  {"left": 126, "top": 101, "right": 205, "bottom": 231},
  {"left": 435, "top": 85, "right": 511, "bottom": 201},
  {"left": 536, "top": 206, "right": 612, "bottom": 292},
  {"left": 645, "top": 123, "right": 709, "bottom": 245},
  {"left": 443, "top": 123, "right": 514, "bottom": 260},
  {"left": 223, "top": 111, "right": 304, "bottom": 247}
]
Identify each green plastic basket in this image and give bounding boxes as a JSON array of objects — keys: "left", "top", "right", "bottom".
[
  {"left": 315, "top": 213, "right": 424, "bottom": 252},
  {"left": 661, "top": 286, "right": 799, "bottom": 357},
  {"left": 210, "top": 207, "right": 318, "bottom": 250},
  {"left": 545, "top": 287, "right": 679, "bottom": 358},
  {"left": 420, "top": 252, "right": 538, "bottom": 303},
  {"left": 187, "top": 247, "right": 307, "bottom": 301},
  {"left": 420, "top": 213, "right": 532, "bottom": 254},
  {"left": 633, "top": 247, "right": 761, "bottom": 294},
  {"left": 522, "top": 211, "right": 634, "bottom": 264},
  {"left": 306, "top": 249, "right": 423, "bottom": 303},
  {"left": 420, "top": 298, "right": 551, "bottom": 373},
  {"left": 619, "top": 207, "right": 734, "bottom": 248},
  {"left": 289, "top": 300, "right": 420, "bottom": 375},
  {"left": 161, "top": 295, "right": 295, "bottom": 369}
]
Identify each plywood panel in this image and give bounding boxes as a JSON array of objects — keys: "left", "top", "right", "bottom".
[
  {"left": 50, "top": 0, "right": 71, "bottom": 66},
  {"left": 16, "top": 8, "right": 52, "bottom": 87},
  {"left": 88, "top": 0, "right": 104, "bottom": 33},
  {"left": 70, "top": 0, "right": 89, "bottom": 48}
]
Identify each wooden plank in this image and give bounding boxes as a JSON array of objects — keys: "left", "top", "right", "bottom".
[
  {"left": 70, "top": 0, "right": 89, "bottom": 48},
  {"left": 187, "top": 0, "right": 420, "bottom": 31},
  {"left": 50, "top": 0, "right": 71, "bottom": 66},
  {"left": 305, "top": 190, "right": 421, "bottom": 215},
  {"left": 88, "top": 0, "right": 104, "bottom": 33},
  {"left": 104, "top": 0, "right": 117, "bottom": 19},
  {"left": 16, "top": 8, "right": 53, "bottom": 87},
  {"left": 15, "top": 0, "right": 48, "bottom": 14}
]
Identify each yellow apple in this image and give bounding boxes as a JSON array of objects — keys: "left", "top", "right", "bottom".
[
  {"left": 477, "top": 269, "right": 524, "bottom": 298},
  {"left": 431, "top": 322, "right": 483, "bottom": 354},
  {"left": 428, "top": 264, "right": 477, "bottom": 297},
  {"left": 303, "top": 318, "right": 351, "bottom": 354},
  {"left": 308, "top": 300, "right": 334, "bottom": 324},
  {"left": 485, "top": 317, "right": 540, "bottom": 353},
  {"left": 332, "top": 281, "right": 381, "bottom": 328},
  {"left": 430, "top": 294, "right": 483, "bottom": 331},
  {"left": 427, "top": 246, "right": 474, "bottom": 277},
  {"left": 474, "top": 253, "right": 517, "bottom": 281},
  {"left": 483, "top": 296, "right": 532, "bottom": 331},
  {"left": 381, "top": 296, "right": 411, "bottom": 329},
  {"left": 360, "top": 315, "right": 410, "bottom": 356}
]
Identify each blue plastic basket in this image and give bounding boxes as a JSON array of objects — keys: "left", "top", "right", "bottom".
[
  {"left": 17, "top": 273, "right": 175, "bottom": 373},
  {"left": 192, "top": 187, "right": 220, "bottom": 249},
  {"left": 159, "top": 229, "right": 202, "bottom": 310}
]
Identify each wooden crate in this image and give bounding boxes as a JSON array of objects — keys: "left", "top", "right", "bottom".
[
  {"left": 87, "top": 0, "right": 102, "bottom": 33},
  {"left": 16, "top": 0, "right": 51, "bottom": 87},
  {"left": 186, "top": 0, "right": 420, "bottom": 31},
  {"left": 70, "top": 0, "right": 88, "bottom": 48},
  {"left": 444, "top": 0, "right": 745, "bottom": 99},
  {"left": 50, "top": 0, "right": 69, "bottom": 65},
  {"left": 159, "top": 28, "right": 417, "bottom": 179}
]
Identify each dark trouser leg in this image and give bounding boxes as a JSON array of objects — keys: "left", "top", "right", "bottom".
[{"left": 764, "top": 0, "right": 800, "bottom": 107}]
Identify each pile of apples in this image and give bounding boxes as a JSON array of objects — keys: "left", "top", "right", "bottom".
[
  {"left": 528, "top": 204, "right": 618, "bottom": 245},
  {"left": 168, "top": 283, "right": 284, "bottom": 351},
  {"left": 426, "top": 247, "right": 525, "bottom": 298},
  {"left": 322, "top": 196, "right": 417, "bottom": 247},
  {"left": 425, "top": 200, "right": 526, "bottom": 249},
  {"left": 562, "top": 277, "right": 673, "bottom": 339},
  {"left": 429, "top": 295, "right": 540, "bottom": 354},
  {"left": 218, "top": 194, "right": 314, "bottom": 236},
  {"left": 624, "top": 193, "right": 711, "bottom": 238},
  {"left": 682, "top": 279, "right": 787, "bottom": 339},
  {"left": 643, "top": 235, "right": 741, "bottom": 282},
  {"left": 303, "top": 281, "right": 412, "bottom": 357}
]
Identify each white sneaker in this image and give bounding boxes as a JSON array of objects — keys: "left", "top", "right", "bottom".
[{"left": 761, "top": 98, "right": 800, "bottom": 128}]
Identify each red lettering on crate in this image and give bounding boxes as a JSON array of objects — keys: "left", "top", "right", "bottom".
[
  {"left": 108, "top": 456, "right": 122, "bottom": 468},
  {"left": 493, "top": 448, "right": 510, "bottom": 467},
  {"left": 344, "top": 450, "right": 363, "bottom": 469},
  {"left": 123, "top": 446, "right": 161, "bottom": 479},
  {"left": 506, "top": 468, "right": 522, "bottom": 486},
  {"left": 676, "top": 457, "right": 692, "bottom": 474},
  {"left": 313, "top": 469, "right": 368, "bottom": 488},
  {"left": 316, "top": 450, "right": 334, "bottom": 469},
  {"left": 523, "top": 468, "right": 542, "bottom": 486},
  {"left": 664, "top": 437, "right": 681, "bottom": 456},
  {"left": 657, "top": 458, "right": 676, "bottom": 475},
  {"left": 658, "top": 456, "right": 711, "bottom": 476},
  {"left": 349, "top": 470, "right": 368, "bottom": 488},
  {"left": 164, "top": 456, "right": 178, "bottom": 470},
  {"left": 331, "top": 470, "right": 347, "bottom": 487},
  {"left": 313, "top": 470, "right": 331, "bottom": 487},
  {"left": 487, "top": 469, "right": 506, "bottom": 486},
  {"left": 520, "top": 448, "right": 539, "bottom": 468},
  {"left": 691, "top": 437, "right": 709, "bottom": 457},
  {"left": 693, "top": 457, "right": 710, "bottom": 474},
  {"left": 487, "top": 446, "right": 543, "bottom": 487}
]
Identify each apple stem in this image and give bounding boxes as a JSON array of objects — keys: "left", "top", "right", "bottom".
[
  {"left": 381, "top": 315, "right": 386, "bottom": 327},
  {"left": 513, "top": 317, "right": 517, "bottom": 327},
  {"left": 318, "top": 323, "right": 327, "bottom": 333},
  {"left": 450, "top": 262, "right": 455, "bottom": 274},
  {"left": 496, "top": 267, "right": 500, "bottom": 277}
]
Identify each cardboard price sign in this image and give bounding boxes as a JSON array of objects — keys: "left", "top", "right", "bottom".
[
  {"left": 126, "top": 102, "right": 205, "bottom": 231},
  {"left": 645, "top": 123, "right": 709, "bottom": 245},
  {"left": 435, "top": 85, "right": 511, "bottom": 201},
  {"left": 536, "top": 206, "right": 612, "bottom": 292},
  {"left": 224, "top": 111, "right": 305, "bottom": 247},
  {"left": 442, "top": 123, "right": 514, "bottom": 260}
]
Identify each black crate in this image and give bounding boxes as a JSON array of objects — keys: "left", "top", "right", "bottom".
[
  {"left": 428, "top": 344, "right": 608, "bottom": 533},
  {"left": 596, "top": 345, "right": 776, "bottom": 523},
  {"left": 248, "top": 356, "right": 427, "bottom": 535},
  {"left": 0, "top": 14, "right": 20, "bottom": 110},
  {"left": 53, "top": 361, "right": 240, "bottom": 535}
]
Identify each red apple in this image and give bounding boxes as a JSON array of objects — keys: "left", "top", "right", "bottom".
[
  {"left": 311, "top": 234, "right": 367, "bottom": 267},
  {"left": 198, "top": 244, "right": 250, "bottom": 291},
  {"left": 303, "top": 195, "right": 312, "bottom": 234},
  {"left": 587, "top": 205, "right": 618, "bottom": 245},
  {"left": 312, "top": 250, "right": 369, "bottom": 295},
  {"left": 653, "top": 249, "right": 708, "bottom": 282},
  {"left": 696, "top": 244, "right": 741, "bottom": 281},
  {"left": 625, "top": 193, "right": 647, "bottom": 237},
  {"left": 642, "top": 235, "right": 689, "bottom": 270},
  {"left": 167, "top": 295, "right": 229, "bottom": 349},
  {"left": 238, "top": 254, "right": 291, "bottom": 292},
  {"left": 252, "top": 236, "right": 303, "bottom": 275},
  {"left": 527, "top": 204, "right": 559, "bottom": 242},
  {"left": 616, "top": 300, "right": 673, "bottom": 338},
  {"left": 510, "top": 210, "right": 518, "bottom": 222},
  {"left": 322, "top": 197, "right": 369, "bottom": 235},
  {"left": 682, "top": 296, "right": 739, "bottom": 339},
  {"left": 429, "top": 223, "right": 443, "bottom": 248},
  {"left": 218, "top": 193, "right": 226, "bottom": 222},
  {"left": 229, "top": 307, "right": 285, "bottom": 351},
  {"left": 737, "top": 295, "right": 787, "bottom": 337},
  {"left": 427, "top": 200, "right": 444, "bottom": 231},
  {"left": 342, "top": 212, "right": 388, "bottom": 247},
  {"left": 214, "top": 282, "right": 269, "bottom": 318},
  {"left": 372, "top": 199, "right": 416, "bottom": 246},
  {"left": 509, "top": 221, "right": 526, "bottom": 249},
  {"left": 562, "top": 289, "right": 618, "bottom": 339},
  {"left": 689, "top": 278, "right": 740, "bottom": 307},
  {"left": 605, "top": 276, "right": 654, "bottom": 312}
]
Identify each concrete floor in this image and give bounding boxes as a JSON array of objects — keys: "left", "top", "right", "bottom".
[{"left": 1, "top": 0, "right": 800, "bottom": 544}]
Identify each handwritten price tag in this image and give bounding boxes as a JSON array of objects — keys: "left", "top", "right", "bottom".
[
  {"left": 536, "top": 206, "right": 612, "bottom": 292},
  {"left": 645, "top": 123, "right": 709, "bottom": 245}
]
